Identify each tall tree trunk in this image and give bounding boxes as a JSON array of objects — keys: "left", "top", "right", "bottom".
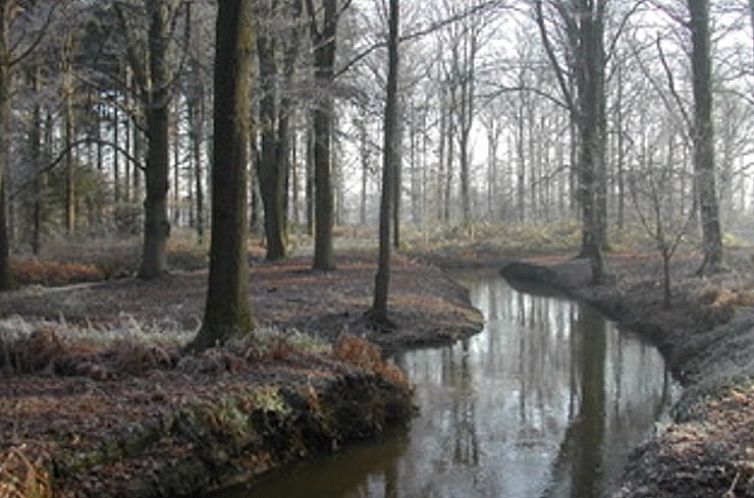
[
  {"left": 444, "top": 83, "right": 455, "bottom": 223},
  {"left": 0, "top": 3, "right": 10, "bottom": 290},
  {"left": 113, "top": 100, "right": 121, "bottom": 203},
  {"left": 29, "top": 67, "right": 42, "bottom": 255},
  {"left": 256, "top": 25, "right": 287, "bottom": 261},
  {"left": 369, "top": 0, "right": 399, "bottom": 327},
  {"left": 393, "top": 109, "right": 401, "bottom": 249},
  {"left": 517, "top": 103, "right": 526, "bottom": 223},
  {"left": 305, "top": 121, "right": 314, "bottom": 236},
  {"left": 188, "top": 84, "right": 205, "bottom": 242},
  {"left": 358, "top": 117, "right": 369, "bottom": 225},
  {"left": 437, "top": 85, "right": 446, "bottom": 222},
  {"left": 138, "top": 0, "right": 174, "bottom": 278},
  {"left": 576, "top": 0, "right": 607, "bottom": 283},
  {"left": 190, "top": 0, "right": 254, "bottom": 351},
  {"left": 172, "top": 110, "right": 180, "bottom": 226},
  {"left": 308, "top": 0, "right": 339, "bottom": 271},
  {"left": 689, "top": 0, "right": 724, "bottom": 273},
  {"left": 63, "top": 44, "right": 76, "bottom": 235}
]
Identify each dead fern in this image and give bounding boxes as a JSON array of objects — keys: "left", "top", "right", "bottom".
[
  {"left": 0, "top": 446, "right": 51, "bottom": 498},
  {"left": 333, "top": 335, "right": 408, "bottom": 387}
]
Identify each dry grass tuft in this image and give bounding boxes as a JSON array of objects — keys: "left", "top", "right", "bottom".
[{"left": 0, "top": 446, "right": 51, "bottom": 498}]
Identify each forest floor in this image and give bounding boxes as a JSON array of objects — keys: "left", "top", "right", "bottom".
[
  {"left": 483, "top": 248, "right": 754, "bottom": 498},
  {"left": 0, "top": 244, "right": 483, "bottom": 498}
]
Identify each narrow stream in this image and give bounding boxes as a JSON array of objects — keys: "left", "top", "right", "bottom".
[{"left": 217, "top": 272, "right": 677, "bottom": 498}]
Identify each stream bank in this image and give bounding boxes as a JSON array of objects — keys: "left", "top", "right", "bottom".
[
  {"left": 0, "top": 252, "right": 483, "bottom": 498},
  {"left": 500, "top": 252, "right": 754, "bottom": 498}
]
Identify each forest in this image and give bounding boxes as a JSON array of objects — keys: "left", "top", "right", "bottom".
[{"left": 2, "top": 0, "right": 754, "bottom": 497}]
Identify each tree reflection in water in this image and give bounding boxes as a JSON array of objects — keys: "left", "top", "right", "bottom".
[{"left": 212, "top": 274, "right": 677, "bottom": 498}]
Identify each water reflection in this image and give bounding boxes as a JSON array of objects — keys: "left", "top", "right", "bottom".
[{"left": 215, "top": 274, "right": 676, "bottom": 498}]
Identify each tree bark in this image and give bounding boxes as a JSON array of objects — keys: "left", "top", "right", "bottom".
[
  {"left": 138, "top": 0, "right": 175, "bottom": 278},
  {"left": 308, "top": 0, "right": 339, "bottom": 271},
  {"left": 63, "top": 40, "right": 76, "bottom": 235},
  {"left": 0, "top": 2, "right": 11, "bottom": 290},
  {"left": 190, "top": 0, "right": 254, "bottom": 350},
  {"left": 256, "top": 22, "right": 287, "bottom": 261},
  {"left": 369, "top": 0, "right": 399, "bottom": 328},
  {"left": 29, "top": 67, "right": 42, "bottom": 255},
  {"left": 689, "top": 0, "right": 724, "bottom": 273}
]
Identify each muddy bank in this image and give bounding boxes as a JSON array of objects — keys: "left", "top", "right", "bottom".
[{"left": 501, "top": 253, "right": 754, "bottom": 498}]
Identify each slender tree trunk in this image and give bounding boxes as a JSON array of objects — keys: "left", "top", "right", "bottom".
[
  {"left": 63, "top": 48, "right": 76, "bottom": 235},
  {"left": 370, "top": 0, "right": 399, "bottom": 327},
  {"left": 689, "top": 0, "right": 724, "bottom": 273},
  {"left": 305, "top": 121, "right": 314, "bottom": 236},
  {"left": 517, "top": 103, "right": 526, "bottom": 223},
  {"left": 616, "top": 62, "right": 625, "bottom": 229},
  {"left": 393, "top": 109, "right": 402, "bottom": 249},
  {"left": 444, "top": 84, "right": 455, "bottom": 223},
  {"left": 113, "top": 100, "right": 121, "bottom": 203},
  {"left": 172, "top": 110, "right": 180, "bottom": 226},
  {"left": 29, "top": 67, "right": 42, "bottom": 255},
  {"left": 358, "top": 117, "right": 369, "bottom": 225},
  {"left": 256, "top": 26, "right": 287, "bottom": 261},
  {"left": 190, "top": 0, "right": 254, "bottom": 350},
  {"left": 188, "top": 86, "right": 205, "bottom": 242},
  {"left": 437, "top": 85, "right": 446, "bottom": 222},
  {"left": 292, "top": 129, "right": 300, "bottom": 226},
  {"left": 0, "top": 4, "right": 10, "bottom": 291}
]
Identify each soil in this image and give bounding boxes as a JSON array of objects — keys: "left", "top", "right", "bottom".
[
  {"left": 495, "top": 250, "right": 754, "bottom": 498},
  {"left": 0, "top": 250, "right": 483, "bottom": 498}
]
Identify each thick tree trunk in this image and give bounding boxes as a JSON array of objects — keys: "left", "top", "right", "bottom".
[
  {"left": 689, "top": 0, "right": 724, "bottom": 273},
  {"left": 574, "top": 0, "right": 608, "bottom": 282},
  {"left": 369, "top": 0, "right": 399, "bottom": 327},
  {"left": 139, "top": 0, "right": 174, "bottom": 278},
  {"left": 191, "top": 0, "right": 254, "bottom": 350}
]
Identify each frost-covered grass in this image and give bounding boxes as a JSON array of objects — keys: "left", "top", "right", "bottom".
[{"left": 0, "top": 315, "right": 195, "bottom": 348}]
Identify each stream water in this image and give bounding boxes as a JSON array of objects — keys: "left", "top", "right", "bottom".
[{"left": 216, "top": 272, "right": 677, "bottom": 498}]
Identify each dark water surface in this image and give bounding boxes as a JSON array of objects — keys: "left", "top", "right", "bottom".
[{"left": 215, "top": 273, "right": 677, "bottom": 498}]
